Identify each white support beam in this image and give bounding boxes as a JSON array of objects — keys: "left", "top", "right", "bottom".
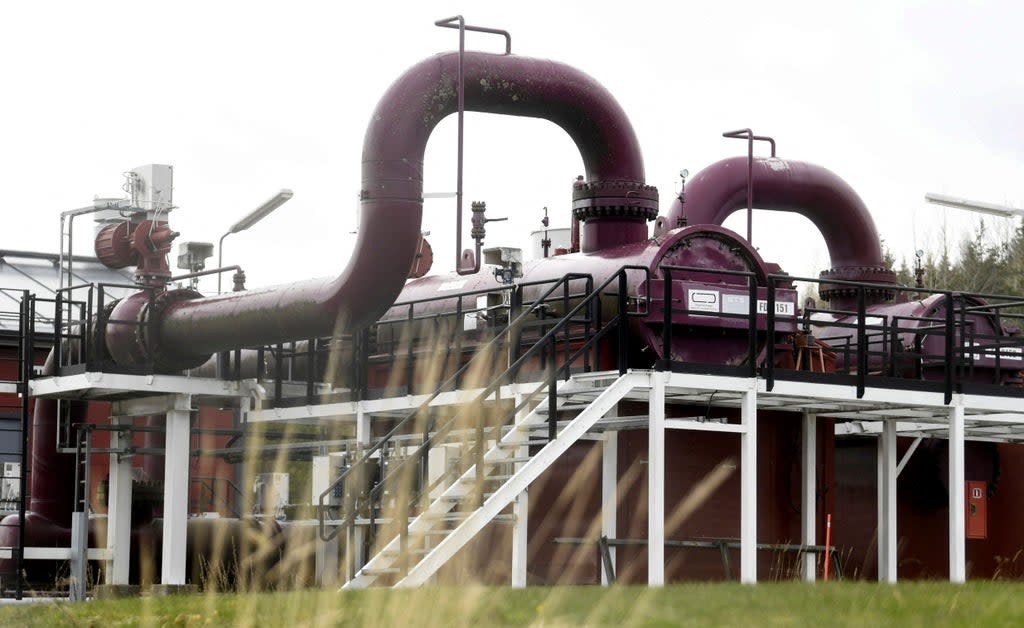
[
  {"left": 877, "top": 420, "right": 897, "bottom": 582},
  {"left": 105, "top": 417, "right": 133, "bottom": 585},
  {"left": 648, "top": 372, "right": 665, "bottom": 586},
  {"left": 664, "top": 419, "right": 746, "bottom": 433},
  {"left": 601, "top": 429, "right": 618, "bottom": 586},
  {"left": 896, "top": 437, "right": 923, "bottom": 478},
  {"left": 511, "top": 394, "right": 529, "bottom": 588},
  {"left": 347, "top": 403, "right": 371, "bottom": 581},
  {"left": 801, "top": 413, "right": 816, "bottom": 582},
  {"left": 740, "top": 383, "right": 757, "bottom": 584},
  {"left": 949, "top": 403, "right": 966, "bottom": 583},
  {"left": 161, "top": 394, "right": 191, "bottom": 585}
]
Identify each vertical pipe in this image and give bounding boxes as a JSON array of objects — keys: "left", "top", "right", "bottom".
[
  {"left": 746, "top": 136, "right": 753, "bottom": 244},
  {"left": 602, "top": 428, "right": 618, "bottom": 586},
  {"left": 801, "top": 413, "right": 816, "bottom": 582},
  {"left": 647, "top": 371, "right": 665, "bottom": 586},
  {"left": 161, "top": 394, "right": 191, "bottom": 586},
  {"left": 740, "top": 384, "right": 757, "bottom": 583},
  {"left": 948, "top": 404, "right": 966, "bottom": 583}
]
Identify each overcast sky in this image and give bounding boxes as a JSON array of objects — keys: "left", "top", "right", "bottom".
[{"left": 2, "top": 0, "right": 1021, "bottom": 294}]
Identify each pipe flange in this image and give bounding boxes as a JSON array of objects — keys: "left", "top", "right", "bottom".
[
  {"left": 819, "top": 266, "right": 898, "bottom": 302},
  {"left": 106, "top": 288, "right": 206, "bottom": 372},
  {"left": 571, "top": 180, "right": 659, "bottom": 222}
]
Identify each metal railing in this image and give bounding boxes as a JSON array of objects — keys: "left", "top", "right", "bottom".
[{"left": 316, "top": 266, "right": 649, "bottom": 581}]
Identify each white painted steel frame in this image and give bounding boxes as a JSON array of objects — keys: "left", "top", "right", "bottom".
[
  {"left": 648, "top": 372, "right": 665, "bottom": 586},
  {"left": 877, "top": 420, "right": 897, "bottom": 582},
  {"left": 105, "top": 416, "right": 133, "bottom": 584},
  {"left": 161, "top": 394, "right": 191, "bottom": 585},
  {"left": 801, "top": 413, "right": 816, "bottom": 582}
]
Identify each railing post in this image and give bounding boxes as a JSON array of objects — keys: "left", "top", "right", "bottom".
[
  {"left": 889, "top": 317, "right": 899, "bottom": 377},
  {"left": 306, "top": 338, "right": 316, "bottom": 404},
  {"left": 766, "top": 277, "right": 776, "bottom": 391},
  {"left": 856, "top": 286, "right": 867, "bottom": 399},
  {"left": 748, "top": 275, "right": 757, "bottom": 377},
  {"left": 944, "top": 293, "right": 955, "bottom": 404},
  {"left": 661, "top": 267, "right": 672, "bottom": 369},
  {"left": 274, "top": 343, "right": 283, "bottom": 406},
  {"left": 617, "top": 271, "right": 628, "bottom": 376},
  {"left": 548, "top": 361, "right": 558, "bottom": 441},
  {"left": 509, "top": 286, "right": 523, "bottom": 377},
  {"left": 54, "top": 290, "right": 64, "bottom": 371}
]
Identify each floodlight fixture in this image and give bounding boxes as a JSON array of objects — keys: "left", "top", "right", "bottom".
[
  {"left": 924, "top": 192, "right": 1024, "bottom": 219},
  {"left": 228, "top": 189, "right": 294, "bottom": 234},
  {"left": 218, "top": 189, "right": 294, "bottom": 293}
]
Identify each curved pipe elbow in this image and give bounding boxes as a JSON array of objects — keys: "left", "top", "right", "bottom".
[
  {"left": 667, "top": 156, "right": 896, "bottom": 303},
  {"left": 109, "top": 50, "right": 651, "bottom": 368}
]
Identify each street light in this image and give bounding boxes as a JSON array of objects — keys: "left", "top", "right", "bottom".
[
  {"left": 924, "top": 192, "right": 1024, "bottom": 218},
  {"left": 218, "top": 189, "right": 294, "bottom": 293}
]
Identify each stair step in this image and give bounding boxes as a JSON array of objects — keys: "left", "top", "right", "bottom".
[
  {"left": 420, "top": 511, "right": 514, "bottom": 524},
  {"left": 460, "top": 473, "right": 514, "bottom": 484},
  {"left": 361, "top": 567, "right": 402, "bottom": 576},
  {"left": 442, "top": 492, "right": 495, "bottom": 503},
  {"left": 495, "top": 439, "right": 550, "bottom": 449},
  {"left": 382, "top": 546, "right": 431, "bottom": 557}
]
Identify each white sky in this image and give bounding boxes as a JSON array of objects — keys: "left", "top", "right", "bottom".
[{"left": 2, "top": 0, "right": 1022, "bottom": 294}]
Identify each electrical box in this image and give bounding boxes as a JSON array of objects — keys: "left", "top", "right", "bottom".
[
  {"left": 128, "top": 164, "right": 174, "bottom": 213},
  {"left": 966, "top": 480, "right": 987, "bottom": 540}
]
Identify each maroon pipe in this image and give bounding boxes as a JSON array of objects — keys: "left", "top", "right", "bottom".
[
  {"left": 666, "top": 156, "right": 896, "bottom": 304},
  {"left": 110, "top": 51, "right": 652, "bottom": 368}
]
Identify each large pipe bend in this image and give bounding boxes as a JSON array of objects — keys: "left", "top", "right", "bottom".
[
  {"left": 111, "top": 50, "right": 650, "bottom": 368},
  {"left": 666, "top": 156, "right": 896, "bottom": 304}
]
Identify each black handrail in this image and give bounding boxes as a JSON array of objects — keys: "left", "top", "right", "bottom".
[
  {"left": 318, "top": 265, "right": 647, "bottom": 561},
  {"left": 359, "top": 266, "right": 647, "bottom": 569},
  {"left": 317, "top": 270, "right": 604, "bottom": 542}
]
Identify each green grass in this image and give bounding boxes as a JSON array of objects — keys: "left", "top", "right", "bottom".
[{"left": 2, "top": 582, "right": 1023, "bottom": 627}]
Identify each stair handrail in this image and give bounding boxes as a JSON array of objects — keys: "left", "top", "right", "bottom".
[
  {"left": 352, "top": 264, "right": 648, "bottom": 573},
  {"left": 317, "top": 271, "right": 596, "bottom": 540}
]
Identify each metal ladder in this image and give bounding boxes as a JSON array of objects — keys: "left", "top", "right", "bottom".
[{"left": 69, "top": 427, "right": 92, "bottom": 601}]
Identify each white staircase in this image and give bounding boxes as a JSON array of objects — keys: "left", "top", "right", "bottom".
[{"left": 341, "top": 371, "right": 635, "bottom": 589}]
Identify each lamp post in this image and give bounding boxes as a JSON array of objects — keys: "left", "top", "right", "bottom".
[{"left": 217, "top": 189, "right": 293, "bottom": 293}]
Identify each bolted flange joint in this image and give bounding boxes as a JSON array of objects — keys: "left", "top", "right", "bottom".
[{"left": 571, "top": 180, "right": 659, "bottom": 222}]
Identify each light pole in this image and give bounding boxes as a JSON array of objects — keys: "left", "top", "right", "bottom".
[{"left": 218, "top": 189, "right": 293, "bottom": 293}]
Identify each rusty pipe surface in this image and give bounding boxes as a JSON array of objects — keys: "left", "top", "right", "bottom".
[
  {"left": 666, "top": 156, "right": 897, "bottom": 303},
  {"left": 123, "top": 51, "right": 648, "bottom": 367}
]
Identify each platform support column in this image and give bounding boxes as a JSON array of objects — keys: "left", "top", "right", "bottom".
[
  {"left": 877, "top": 419, "right": 897, "bottom": 582},
  {"left": 345, "top": 403, "right": 370, "bottom": 582},
  {"left": 105, "top": 416, "right": 133, "bottom": 584},
  {"left": 949, "top": 402, "right": 966, "bottom": 583},
  {"left": 648, "top": 372, "right": 665, "bottom": 586},
  {"left": 161, "top": 393, "right": 191, "bottom": 585},
  {"left": 740, "top": 383, "right": 757, "bottom": 584},
  {"left": 602, "top": 428, "right": 618, "bottom": 585},
  {"left": 511, "top": 394, "right": 529, "bottom": 588},
  {"left": 801, "top": 413, "right": 816, "bottom": 582}
]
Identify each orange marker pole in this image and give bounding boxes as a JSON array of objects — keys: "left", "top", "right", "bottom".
[{"left": 823, "top": 513, "right": 832, "bottom": 582}]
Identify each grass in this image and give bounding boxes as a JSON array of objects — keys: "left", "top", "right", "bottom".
[{"left": 2, "top": 582, "right": 1023, "bottom": 627}]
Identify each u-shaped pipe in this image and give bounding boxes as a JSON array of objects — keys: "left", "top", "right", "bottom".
[
  {"left": 666, "top": 156, "right": 896, "bottom": 306},
  {"left": 107, "top": 50, "right": 653, "bottom": 370}
]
